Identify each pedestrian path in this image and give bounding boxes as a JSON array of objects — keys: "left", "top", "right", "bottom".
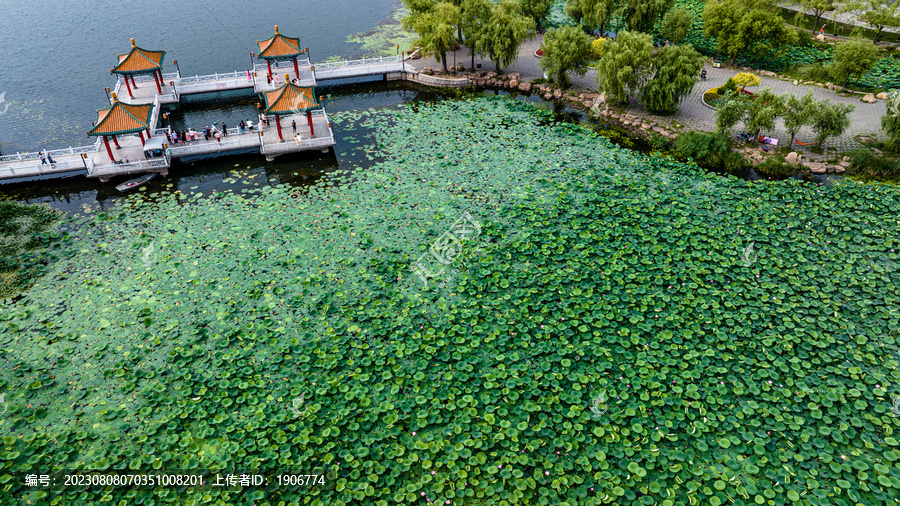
[
  {"left": 409, "top": 34, "right": 888, "bottom": 156},
  {"left": 777, "top": 2, "right": 900, "bottom": 37}
]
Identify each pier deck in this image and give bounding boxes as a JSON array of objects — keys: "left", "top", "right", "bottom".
[{"left": 0, "top": 55, "right": 406, "bottom": 183}]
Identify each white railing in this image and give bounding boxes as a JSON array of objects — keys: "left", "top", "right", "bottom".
[
  {"left": 176, "top": 71, "right": 255, "bottom": 94},
  {"left": 313, "top": 54, "right": 402, "bottom": 70},
  {"left": 0, "top": 145, "right": 98, "bottom": 162},
  {"left": 0, "top": 159, "right": 90, "bottom": 179},
  {"left": 167, "top": 135, "right": 262, "bottom": 157},
  {"left": 149, "top": 96, "right": 161, "bottom": 131}
]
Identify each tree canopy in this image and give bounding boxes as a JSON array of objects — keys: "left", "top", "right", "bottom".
[
  {"left": 623, "top": 0, "right": 676, "bottom": 33},
  {"left": 658, "top": 7, "right": 694, "bottom": 44},
  {"left": 520, "top": 0, "right": 555, "bottom": 32},
  {"left": 782, "top": 92, "right": 817, "bottom": 146},
  {"left": 884, "top": 92, "right": 900, "bottom": 152},
  {"left": 640, "top": 44, "right": 704, "bottom": 114},
  {"left": 566, "top": 0, "right": 622, "bottom": 34},
  {"left": 796, "top": 0, "right": 835, "bottom": 34},
  {"left": 482, "top": 1, "right": 534, "bottom": 72},
  {"left": 539, "top": 26, "right": 594, "bottom": 88},
  {"left": 404, "top": 1, "right": 461, "bottom": 73},
  {"left": 595, "top": 30, "right": 654, "bottom": 104},
  {"left": 703, "top": 0, "right": 799, "bottom": 65},
  {"left": 829, "top": 37, "right": 882, "bottom": 87},
  {"left": 811, "top": 100, "right": 855, "bottom": 148},
  {"left": 461, "top": 0, "right": 494, "bottom": 69}
]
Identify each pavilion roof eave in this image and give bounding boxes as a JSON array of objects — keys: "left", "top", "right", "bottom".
[
  {"left": 256, "top": 33, "right": 304, "bottom": 60},
  {"left": 111, "top": 45, "right": 166, "bottom": 74},
  {"left": 262, "top": 84, "right": 320, "bottom": 115},
  {"left": 87, "top": 102, "right": 154, "bottom": 137}
]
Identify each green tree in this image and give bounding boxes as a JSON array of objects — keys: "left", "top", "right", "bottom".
[
  {"left": 623, "top": 0, "right": 675, "bottom": 33},
  {"left": 703, "top": 0, "right": 798, "bottom": 65},
  {"left": 404, "top": 1, "right": 461, "bottom": 73},
  {"left": 796, "top": 0, "right": 834, "bottom": 35},
  {"left": 595, "top": 31, "right": 654, "bottom": 104},
  {"left": 567, "top": 0, "right": 623, "bottom": 34},
  {"left": 461, "top": 0, "right": 493, "bottom": 69},
  {"left": 715, "top": 91, "right": 747, "bottom": 134},
  {"left": 829, "top": 38, "right": 881, "bottom": 88},
  {"left": 521, "top": 0, "right": 555, "bottom": 32},
  {"left": 742, "top": 87, "right": 783, "bottom": 136},
  {"left": 732, "top": 72, "right": 760, "bottom": 91},
  {"left": 658, "top": 7, "right": 694, "bottom": 44},
  {"left": 539, "top": 26, "right": 593, "bottom": 87},
  {"left": 811, "top": 100, "right": 855, "bottom": 148},
  {"left": 482, "top": 1, "right": 534, "bottom": 73},
  {"left": 782, "top": 92, "right": 817, "bottom": 146},
  {"left": 641, "top": 44, "right": 704, "bottom": 113},
  {"left": 843, "top": 0, "right": 900, "bottom": 42}
]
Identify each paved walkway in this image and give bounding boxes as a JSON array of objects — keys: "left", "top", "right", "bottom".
[
  {"left": 407, "top": 34, "right": 889, "bottom": 158},
  {"left": 778, "top": 2, "right": 900, "bottom": 36}
]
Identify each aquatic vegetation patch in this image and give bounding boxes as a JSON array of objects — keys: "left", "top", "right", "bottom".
[{"left": 1, "top": 97, "right": 899, "bottom": 505}]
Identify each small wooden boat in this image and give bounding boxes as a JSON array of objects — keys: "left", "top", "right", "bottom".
[{"left": 116, "top": 172, "right": 156, "bottom": 192}]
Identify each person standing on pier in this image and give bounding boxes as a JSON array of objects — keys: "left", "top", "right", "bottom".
[
  {"left": 247, "top": 119, "right": 254, "bottom": 132},
  {"left": 240, "top": 121, "right": 245, "bottom": 134},
  {"left": 222, "top": 123, "right": 227, "bottom": 137},
  {"left": 292, "top": 120, "right": 297, "bottom": 134},
  {"left": 47, "top": 153, "right": 55, "bottom": 164},
  {"left": 40, "top": 152, "right": 47, "bottom": 164}
]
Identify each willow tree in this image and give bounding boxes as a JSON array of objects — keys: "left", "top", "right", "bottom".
[
  {"left": 566, "top": 0, "right": 622, "bottom": 34},
  {"left": 407, "top": 2, "right": 462, "bottom": 73},
  {"left": 482, "top": 1, "right": 534, "bottom": 73},
  {"left": 521, "top": 0, "right": 555, "bottom": 32},
  {"left": 595, "top": 31, "right": 654, "bottom": 104},
  {"left": 623, "top": 0, "right": 675, "bottom": 33},
  {"left": 811, "top": 101, "right": 855, "bottom": 148},
  {"left": 844, "top": 0, "right": 900, "bottom": 42},
  {"left": 640, "top": 44, "right": 703, "bottom": 114},
  {"left": 539, "top": 26, "right": 593, "bottom": 88},
  {"left": 461, "top": 0, "right": 493, "bottom": 69},
  {"left": 782, "top": 92, "right": 816, "bottom": 146}
]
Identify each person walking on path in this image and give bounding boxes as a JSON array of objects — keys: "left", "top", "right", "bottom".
[
  {"left": 47, "top": 153, "right": 54, "bottom": 164},
  {"left": 215, "top": 130, "right": 222, "bottom": 143},
  {"left": 247, "top": 119, "right": 254, "bottom": 132},
  {"left": 292, "top": 119, "right": 297, "bottom": 134},
  {"left": 820, "top": 24, "right": 825, "bottom": 35},
  {"left": 40, "top": 152, "right": 47, "bottom": 164}
]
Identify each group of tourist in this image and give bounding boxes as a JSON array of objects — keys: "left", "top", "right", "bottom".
[{"left": 165, "top": 114, "right": 272, "bottom": 145}]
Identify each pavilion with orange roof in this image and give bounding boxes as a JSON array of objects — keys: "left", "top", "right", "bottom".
[
  {"left": 261, "top": 76, "right": 321, "bottom": 141},
  {"left": 87, "top": 93, "right": 154, "bottom": 162},
  {"left": 111, "top": 38, "right": 166, "bottom": 97},
  {"left": 256, "top": 25, "right": 306, "bottom": 81}
]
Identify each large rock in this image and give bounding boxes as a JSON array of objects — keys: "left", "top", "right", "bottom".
[
  {"left": 806, "top": 162, "right": 828, "bottom": 173},
  {"left": 455, "top": 63, "right": 465, "bottom": 72},
  {"left": 518, "top": 82, "right": 532, "bottom": 92},
  {"left": 862, "top": 93, "right": 877, "bottom": 103},
  {"left": 509, "top": 79, "right": 520, "bottom": 88},
  {"left": 508, "top": 72, "right": 520, "bottom": 80},
  {"left": 816, "top": 33, "right": 826, "bottom": 41},
  {"left": 793, "top": 80, "right": 799, "bottom": 86},
  {"left": 422, "top": 66, "right": 433, "bottom": 74},
  {"left": 876, "top": 92, "right": 890, "bottom": 100},
  {"left": 544, "top": 93, "right": 553, "bottom": 100},
  {"left": 641, "top": 123, "right": 651, "bottom": 130},
  {"left": 553, "top": 89, "right": 563, "bottom": 98},
  {"left": 785, "top": 151, "right": 800, "bottom": 165},
  {"left": 485, "top": 71, "right": 497, "bottom": 79}
]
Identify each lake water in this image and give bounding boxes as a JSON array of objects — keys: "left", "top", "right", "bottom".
[{"left": 0, "top": 0, "right": 399, "bottom": 154}]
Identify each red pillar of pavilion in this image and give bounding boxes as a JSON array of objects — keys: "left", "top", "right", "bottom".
[
  {"left": 139, "top": 131, "right": 146, "bottom": 145},
  {"left": 112, "top": 136, "right": 120, "bottom": 148},
  {"left": 307, "top": 111, "right": 315, "bottom": 137},
  {"left": 146, "top": 129, "right": 151, "bottom": 139},
  {"left": 130, "top": 75, "right": 138, "bottom": 88},
  {"left": 124, "top": 77, "right": 134, "bottom": 98},
  {"left": 293, "top": 57, "right": 300, "bottom": 80},
  {"left": 152, "top": 72, "right": 162, "bottom": 94},
  {"left": 103, "top": 136, "right": 115, "bottom": 162},
  {"left": 267, "top": 60, "right": 273, "bottom": 79},
  {"left": 275, "top": 115, "right": 283, "bottom": 140}
]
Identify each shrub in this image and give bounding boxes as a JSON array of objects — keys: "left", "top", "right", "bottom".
[
  {"left": 591, "top": 37, "right": 606, "bottom": 58},
  {"left": 850, "top": 148, "right": 900, "bottom": 177},
  {"left": 675, "top": 130, "right": 745, "bottom": 172}
]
